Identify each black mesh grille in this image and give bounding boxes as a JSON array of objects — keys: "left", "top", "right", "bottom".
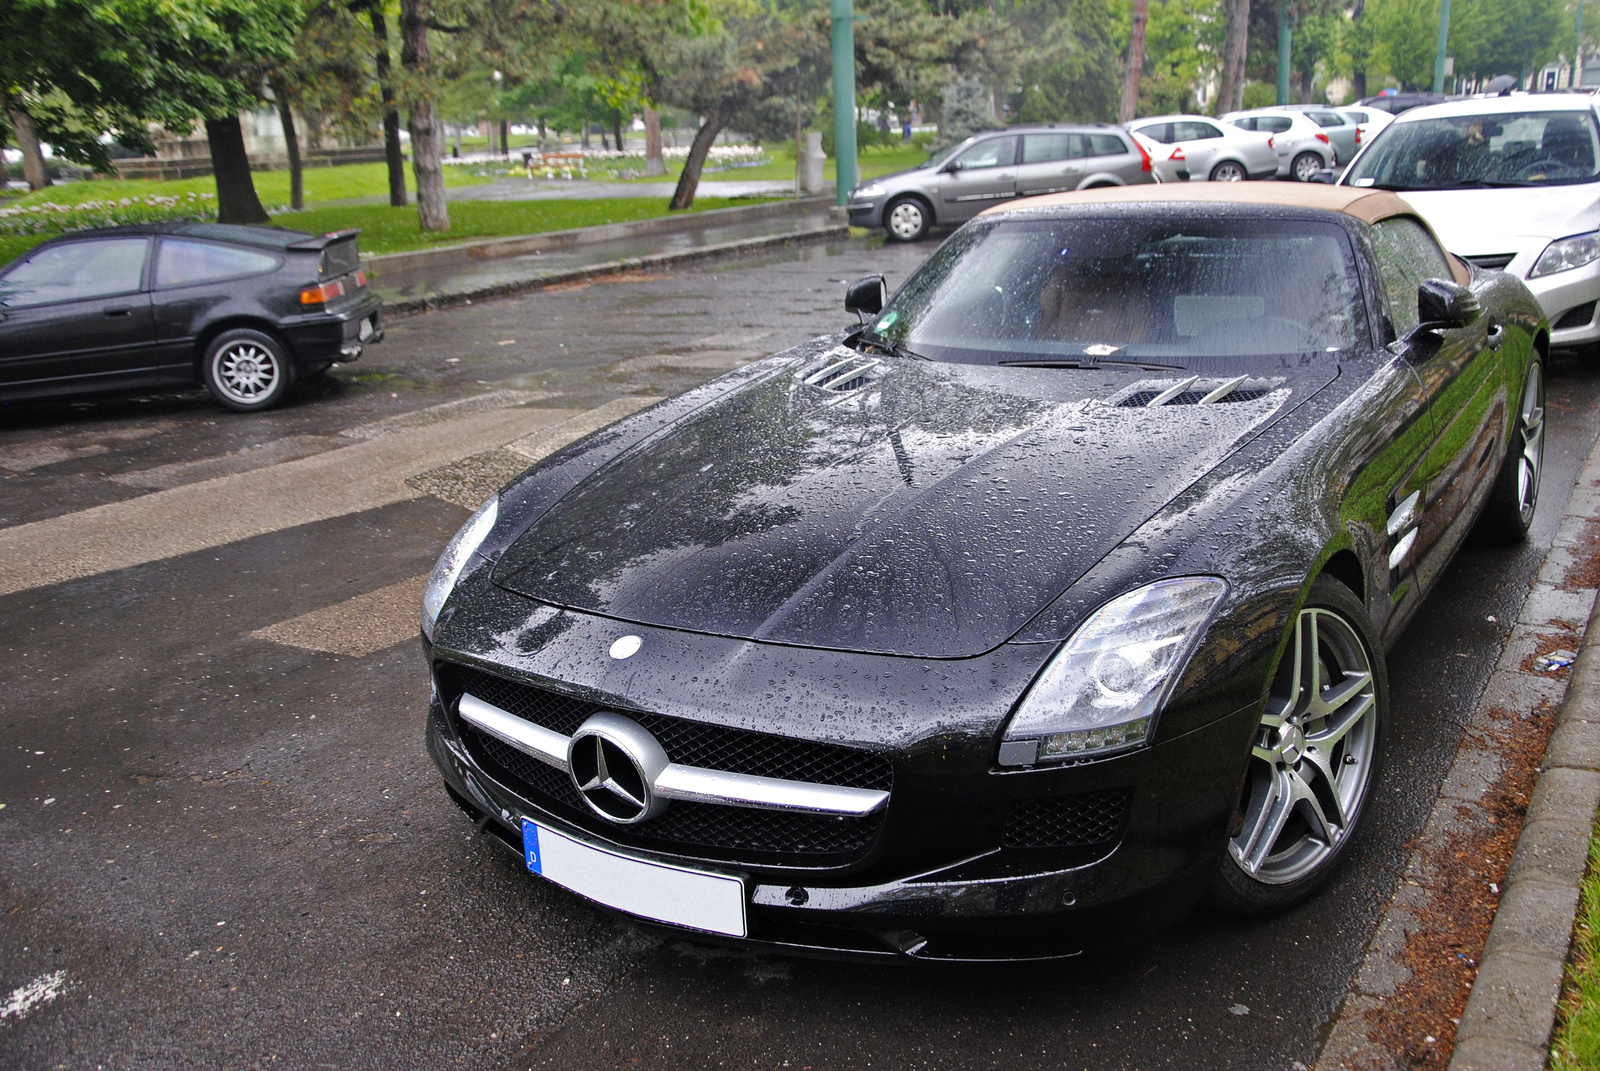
[
  {"left": 1001, "top": 789, "right": 1132, "bottom": 848},
  {"left": 1465, "top": 253, "right": 1516, "bottom": 271},
  {"left": 1556, "top": 301, "right": 1596, "bottom": 330},
  {"left": 438, "top": 663, "right": 891, "bottom": 863}
]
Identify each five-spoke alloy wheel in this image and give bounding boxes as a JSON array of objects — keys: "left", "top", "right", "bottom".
[
  {"left": 1209, "top": 160, "right": 1248, "bottom": 182},
  {"left": 202, "top": 328, "right": 296, "bottom": 412},
  {"left": 1479, "top": 359, "right": 1544, "bottom": 541},
  {"left": 1210, "top": 577, "right": 1386, "bottom": 913}
]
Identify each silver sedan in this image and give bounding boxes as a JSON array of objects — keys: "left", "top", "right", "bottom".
[{"left": 1127, "top": 115, "right": 1278, "bottom": 182}]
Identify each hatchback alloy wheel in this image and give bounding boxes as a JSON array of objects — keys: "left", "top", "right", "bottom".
[
  {"left": 1231, "top": 604, "right": 1379, "bottom": 886},
  {"left": 215, "top": 343, "right": 279, "bottom": 402},
  {"left": 1210, "top": 160, "right": 1248, "bottom": 182}
]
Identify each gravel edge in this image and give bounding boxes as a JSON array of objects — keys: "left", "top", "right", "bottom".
[
  {"left": 383, "top": 224, "right": 850, "bottom": 318},
  {"left": 1316, "top": 430, "right": 1600, "bottom": 1071}
]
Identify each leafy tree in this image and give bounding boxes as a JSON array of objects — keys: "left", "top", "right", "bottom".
[
  {"left": 1010, "top": 0, "right": 1123, "bottom": 123},
  {"left": 1138, "top": 0, "right": 1224, "bottom": 115},
  {"left": 939, "top": 75, "right": 994, "bottom": 144},
  {"left": 1367, "top": 0, "right": 1440, "bottom": 88}
]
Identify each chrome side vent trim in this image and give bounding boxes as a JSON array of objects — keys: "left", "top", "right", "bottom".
[
  {"left": 1112, "top": 376, "right": 1283, "bottom": 409},
  {"left": 799, "top": 351, "right": 883, "bottom": 394}
]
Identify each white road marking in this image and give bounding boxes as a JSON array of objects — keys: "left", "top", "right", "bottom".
[
  {"left": 339, "top": 389, "right": 556, "bottom": 440},
  {"left": 1, "top": 971, "right": 69, "bottom": 1022},
  {"left": 252, "top": 575, "right": 428, "bottom": 657},
  {"left": 108, "top": 434, "right": 346, "bottom": 490},
  {"left": 692, "top": 330, "right": 774, "bottom": 349},
  {"left": 0, "top": 406, "right": 576, "bottom": 597},
  {"left": 504, "top": 396, "right": 659, "bottom": 461},
  {"left": 0, "top": 424, "right": 166, "bottom": 473},
  {"left": 608, "top": 352, "right": 761, "bottom": 378}
]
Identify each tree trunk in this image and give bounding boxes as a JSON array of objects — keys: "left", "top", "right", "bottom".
[
  {"left": 205, "top": 116, "right": 270, "bottom": 224},
  {"left": 643, "top": 105, "right": 665, "bottom": 175},
  {"left": 400, "top": 0, "right": 448, "bottom": 232},
  {"left": 581, "top": 120, "right": 590, "bottom": 149},
  {"left": 1300, "top": 66, "right": 1314, "bottom": 103},
  {"left": 1217, "top": 0, "right": 1253, "bottom": 114},
  {"left": 1350, "top": 0, "right": 1368, "bottom": 100},
  {"left": 273, "top": 85, "right": 304, "bottom": 211},
  {"left": 3, "top": 93, "right": 51, "bottom": 190},
  {"left": 499, "top": 119, "right": 509, "bottom": 157},
  {"left": 613, "top": 115, "right": 624, "bottom": 155},
  {"left": 1118, "top": 0, "right": 1150, "bottom": 122},
  {"left": 369, "top": 8, "right": 408, "bottom": 207},
  {"left": 669, "top": 112, "right": 725, "bottom": 211}
]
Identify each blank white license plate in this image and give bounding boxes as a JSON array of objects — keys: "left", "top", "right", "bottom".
[
  {"left": 358, "top": 316, "right": 375, "bottom": 341},
  {"left": 522, "top": 819, "right": 747, "bottom": 937}
]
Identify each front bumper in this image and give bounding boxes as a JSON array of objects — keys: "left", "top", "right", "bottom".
[
  {"left": 425, "top": 662, "right": 1257, "bottom": 961},
  {"left": 847, "top": 199, "right": 885, "bottom": 228},
  {"left": 1521, "top": 256, "right": 1600, "bottom": 347}
]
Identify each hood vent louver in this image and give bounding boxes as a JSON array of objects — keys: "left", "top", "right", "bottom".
[
  {"left": 1113, "top": 374, "right": 1281, "bottom": 409},
  {"left": 798, "top": 352, "right": 884, "bottom": 395}
]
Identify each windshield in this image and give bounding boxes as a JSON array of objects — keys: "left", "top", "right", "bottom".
[
  {"left": 1346, "top": 110, "right": 1600, "bottom": 189},
  {"left": 919, "top": 140, "right": 968, "bottom": 170},
  {"left": 861, "top": 217, "right": 1364, "bottom": 368}
]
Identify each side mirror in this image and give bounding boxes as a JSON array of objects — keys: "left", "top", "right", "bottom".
[
  {"left": 845, "top": 274, "right": 887, "bottom": 321},
  {"left": 1416, "top": 277, "right": 1480, "bottom": 331},
  {"left": 942, "top": 159, "right": 963, "bottom": 173},
  {"left": 1309, "top": 167, "right": 1338, "bottom": 184}
]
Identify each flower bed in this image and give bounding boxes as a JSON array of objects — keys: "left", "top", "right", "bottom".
[{"left": 0, "top": 192, "right": 216, "bottom": 236}]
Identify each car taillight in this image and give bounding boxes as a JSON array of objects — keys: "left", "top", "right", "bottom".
[
  {"left": 1136, "top": 137, "right": 1153, "bottom": 172},
  {"left": 1268, "top": 135, "right": 1275, "bottom": 149},
  {"left": 1169, "top": 146, "right": 1186, "bottom": 161},
  {"left": 1315, "top": 132, "right": 1330, "bottom": 144},
  {"left": 300, "top": 278, "right": 347, "bottom": 305},
  {"left": 1355, "top": 127, "right": 1362, "bottom": 144},
  {"left": 353, "top": 269, "right": 367, "bottom": 288}
]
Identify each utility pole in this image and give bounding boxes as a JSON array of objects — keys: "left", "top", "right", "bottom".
[
  {"left": 1432, "top": 0, "right": 1453, "bottom": 93},
  {"left": 1277, "top": 4, "right": 1291, "bottom": 105},
  {"left": 831, "top": 0, "right": 857, "bottom": 205}
]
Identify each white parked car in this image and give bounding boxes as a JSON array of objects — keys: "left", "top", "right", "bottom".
[
  {"left": 1126, "top": 114, "right": 1277, "bottom": 181},
  {"left": 1222, "top": 110, "right": 1340, "bottom": 180},
  {"left": 1340, "top": 94, "right": 1600, "bottom": 349},
  {"left": 1338, "top": 105, "right": 1395, "bottom": 145}
]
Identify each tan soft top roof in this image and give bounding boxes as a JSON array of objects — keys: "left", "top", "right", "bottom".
[{"left": 979, "top": 182, "right": 1412, "bottom": 224}]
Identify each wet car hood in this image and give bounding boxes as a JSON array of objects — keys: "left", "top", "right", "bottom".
[
  {"left": 1398, "top": 182, "right": 1600, "bottom": 254},
  {"left": 493, "top": 350, "right": 1335, "bottom": 658}
]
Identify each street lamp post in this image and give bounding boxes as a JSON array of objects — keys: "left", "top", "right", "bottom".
[
  {"left": 831, "top": 0, "right": 857, "bottom": 206},
  {"left": 1277, "top": 5, "right": 1292, "bottom": 105},
  {"left": 1432, "top": 0, "right": 1453, "bottom": 93}
]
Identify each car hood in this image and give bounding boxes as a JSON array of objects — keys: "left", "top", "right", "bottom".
[
  {"left": 493, "top": 349, "right": 1335, "bottom": 658},
  {"left": 1399, "top": 183, "right": 1600, "bottom": 255}
]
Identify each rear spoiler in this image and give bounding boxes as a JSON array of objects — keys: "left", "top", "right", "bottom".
[{"left": 285, "top": 229, "right": 360, "bottom": 252}]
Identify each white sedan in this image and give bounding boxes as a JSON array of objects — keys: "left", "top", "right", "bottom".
[
  {"left": 1340, "top": 93, "right": 1600, "bottom": 349},
  {"left": 1126, "top": 115, "right": 1278, "bottom": 182}
]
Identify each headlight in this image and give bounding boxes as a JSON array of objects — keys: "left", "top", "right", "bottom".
[
  {"left": 1531, "top": 231, "right": 1600, "bottom": 278},
  {"left": 420, "top": 495, "right": 499, "bottom": 641},
  {"left": 998, "top": 577, "right": 1228, "bottom": 766},
  {"left": 852, "top": 182, "right": 887, "bottom": 199}
]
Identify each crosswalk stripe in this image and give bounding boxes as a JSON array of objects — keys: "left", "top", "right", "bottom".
[
  {"left": 0, "top": 405, "right": 577, "bottom": 598},
  {"left": 251, "top": 575, "right": 428, "bottom": 657}
]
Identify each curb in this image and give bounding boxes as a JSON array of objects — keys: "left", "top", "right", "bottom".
[
  {"left": 382, "top": 223, "right": 849, "bottom": 318},
  {"left": 363, "top": 195, "right": 835, "bottom": 277},
  {"left": 1317, "top": 432, "right": 1600, "bottom": 1071}
]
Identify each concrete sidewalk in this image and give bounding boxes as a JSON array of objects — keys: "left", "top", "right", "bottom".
[{"left": 369, "top": 200, "right": 847, "bottom": 315}]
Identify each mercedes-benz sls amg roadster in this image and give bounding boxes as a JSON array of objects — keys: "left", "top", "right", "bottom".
[{"left": 420, "top": 184, "right": 1547, "bottom": 962}]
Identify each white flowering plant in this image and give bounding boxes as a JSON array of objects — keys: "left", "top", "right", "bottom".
[{"left": 0, "top": 192, "right": 217, "bottom": 236}]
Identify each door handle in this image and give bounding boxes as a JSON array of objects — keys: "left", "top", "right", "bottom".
[
  {"left": 1485, "top": 322, "right": 1506, "bottom": 350},
  {"left": 104, "top": 306, "right": 134, "bottom": 317}
]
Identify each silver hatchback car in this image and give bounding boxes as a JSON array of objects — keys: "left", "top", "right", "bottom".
[{"left": 846, "top": 124, "right": 1157, "bottom": 242}]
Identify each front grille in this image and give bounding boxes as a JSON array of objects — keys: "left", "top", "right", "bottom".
[
  {"left": 1556, "top": 301, "right": 1597, "bottom": 330},
  {"left": 438, "top": 663, "right": 892, "bottom": 864},
  {"left": 1465, "top": 253, "right": 1516, "bottom": 271},
  {"left": 1001, "top": 789, "right": 1132, "bottom": 848}
]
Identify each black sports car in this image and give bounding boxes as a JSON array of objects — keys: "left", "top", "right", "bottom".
[
  {"left": 0, "top": 222, "right": 382, "bottom": 412},
  {"left": 421, "top": 184, "right": 1546, "bottom": 961}
]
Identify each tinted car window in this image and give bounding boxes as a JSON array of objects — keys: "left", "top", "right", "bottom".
[
  {"left": 1345, "top": 110, "right": 1371, "bottom": 123},
  {"left": 1087, "top": 133, "right": 1130, "bottom": 157},
  {"left": 955, "top": 137, "right": 1018, "bottom": 170},
  {"left": 1347, "top": 110, "right": 1600, "bottom": 189},
  {"left": 1133, "top": 123, "right": 1175, "bottom": 144},
  {"left": 156, "top": 240, "right": 279, "bottom": 288},
  {"left": 1308, "top": 112, "right": 1347, "bottom": 128},
  {"left": 1259, "top": 116, "right": 1293, "bottom": 133},
  {"left": 1023, "top": 133, "right": 1082, "bottom": 162},
  {"left": 1177, "top": 121, "right": 1224, "bottom": 140},
  {"left": 1370, "top": 217, "right": 1452, "bottom": 334},
  {"left": 864, "top": 217, "right": 1362, "bottom": 366},
  {"left": 0, "top": 238, "right": 148, "bottom": 308}
]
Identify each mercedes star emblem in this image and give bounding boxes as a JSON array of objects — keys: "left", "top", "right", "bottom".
[{"left": 567, "top": 712, "right": 670, "bottom": 823}]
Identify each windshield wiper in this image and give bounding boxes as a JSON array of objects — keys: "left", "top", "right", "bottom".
[
  {"left": 860, "top": 335, "right": 932, "bottom": 361},
  {"left": 999, "top": 357, "right": 1187, "bottom": 371}
]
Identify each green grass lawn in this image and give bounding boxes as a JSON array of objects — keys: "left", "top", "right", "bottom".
[
  {"left": 1552, "top": 831, "right": 1600, "bottom": 1069},
  {"left": 598, "top": 140, "right": 931, "bottom": 185},
  {"left": 1, "top": 195, "right": 774, "bottom": 265}
]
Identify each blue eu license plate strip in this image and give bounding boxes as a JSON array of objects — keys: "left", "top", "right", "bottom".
[{"left": 522, "top": 819, "right": 542, "bottom": 874}]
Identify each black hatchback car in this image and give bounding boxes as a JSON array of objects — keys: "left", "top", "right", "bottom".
[{"left": 0, "top": 222, "right": 382, "bottom": 411}]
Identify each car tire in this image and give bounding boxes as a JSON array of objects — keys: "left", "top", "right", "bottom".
[
  {"left": 1209, "top": 160, "right": 1248, "bottom": 182},
  {"left": 202, "top": 328, "right": 297, "bottom": 412},
  {"left": 1291, "top": 152, "right": 1323, "bottom": 182},
  {"left": 1476, "top": 359, "right": 1544, "bottom": 543},
  {"left": 1206, "top": 576, "right": 1387, "bottom": 916},
  {"left": 883, "top": 197, "right": 930, "bottom": 242}
]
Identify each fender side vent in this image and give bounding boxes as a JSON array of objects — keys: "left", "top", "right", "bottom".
[
  {"left": 799, "top": 353, "right": 883, "bottom": 394},
  {"left": 1114, "top": 375, "right": 1278, "bottom": 408}
]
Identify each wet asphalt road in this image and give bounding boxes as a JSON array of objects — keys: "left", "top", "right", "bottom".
[{"left": 2, "top": 234, "right": 1599, "bottom": 1070}]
